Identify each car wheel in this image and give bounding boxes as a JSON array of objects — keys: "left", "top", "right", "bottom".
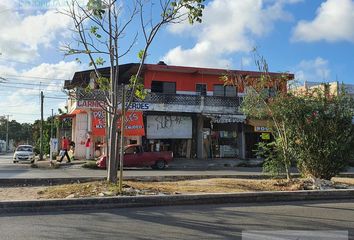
[
  {"left": 155, "top": 160, "right": 166, "bottom": 170},
  {"left": 13, "top": 161, "right": 18, "bottom": 163}
]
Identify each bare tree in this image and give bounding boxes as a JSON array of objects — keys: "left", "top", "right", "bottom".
[{"left": 61, "top": 0, "right": 205, "bottom": 185}]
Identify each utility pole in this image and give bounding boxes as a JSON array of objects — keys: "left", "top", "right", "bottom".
[
  {"left": 49, "top": 109, "right": 54, "bottom": 162},
  {"left": 40, "top": 91, "right": 44, "bottom": 160},
  {"left": 5, "top": 115, "right": 9, "bottom": 152},
  {"left": 50, "top": 109, "right": 54, "bottom": 139}
]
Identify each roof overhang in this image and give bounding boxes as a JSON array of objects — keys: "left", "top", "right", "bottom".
[{"left": 204, "top": 114, "right": 246, "bottom": 123}]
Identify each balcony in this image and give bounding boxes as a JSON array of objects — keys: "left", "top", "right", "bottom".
[{"left": 72, "top": 88, "right": 242, "bottom": 114}]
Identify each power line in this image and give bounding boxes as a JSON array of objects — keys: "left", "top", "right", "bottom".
[
  {"left": 45, "top": 96, "right": 67, "bottom": 100},
  {"left": 0, "top": 81, "right": 55, "bottom": 87},
  {"left": 2, "top": 112, "right": 51, "bottom": 116},
  {"left": 2, "top": 74, "right": 70, "bottom": 81},
  {"left": 0, "top": 84, "right": 62, "bottom": 92}
]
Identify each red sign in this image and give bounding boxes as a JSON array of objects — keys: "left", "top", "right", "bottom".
[
  {"left": 92, "top": 110, "right": 106, "bottom": 136},
  {"left": 92, "top": 111, "right": 145, "bottom": 137},
  {"left": 118, "top": 111, "right": 145, "bottom": 136}
]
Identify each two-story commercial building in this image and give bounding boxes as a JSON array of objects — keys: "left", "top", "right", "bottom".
[{"left": 63, "top": 62, "right": 293, "bottom": 160}]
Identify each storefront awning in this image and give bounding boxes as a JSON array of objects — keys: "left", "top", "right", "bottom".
[
  {"left": 58, "top": 113, "right": 76, "bottom": 120},
  {"left": 58, "top": 109, "right": 87, "bottom": 120},
  {"left": 204, "top": 114, "right": 246, "bottom": 123}
]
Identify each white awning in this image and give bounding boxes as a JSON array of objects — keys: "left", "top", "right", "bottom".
[{"left": 204, "top": 114, "right": 246, "bottom": 123}]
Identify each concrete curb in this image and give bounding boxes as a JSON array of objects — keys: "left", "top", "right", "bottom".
[{"left": 1, "top": 189, "right": 354, "bottom": 214}]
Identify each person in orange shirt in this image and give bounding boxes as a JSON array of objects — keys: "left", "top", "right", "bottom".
[{"left": 58, "top": 136, "right": 71, "bottom": 163}]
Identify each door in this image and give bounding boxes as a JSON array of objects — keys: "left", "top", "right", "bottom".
[{"left": 245, "top": 132, "right": 260, "bottom": 158}]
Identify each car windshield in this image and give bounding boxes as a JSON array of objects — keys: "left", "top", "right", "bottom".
[{"left": 17, "top": 146, "right": 33, "bottom": 152}]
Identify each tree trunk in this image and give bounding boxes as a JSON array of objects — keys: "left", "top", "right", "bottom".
[{"left": 107, "top": 113, "right": 118, "bottom": 183}]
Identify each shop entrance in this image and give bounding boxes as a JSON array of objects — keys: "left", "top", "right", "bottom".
[
  {"left": 145, "top": 138, "right": 192, "bottom": 158},
  {"left": 245, "top": 132, "right": 260, "bottom": 158}
]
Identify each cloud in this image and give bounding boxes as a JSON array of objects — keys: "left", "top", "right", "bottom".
[
  {"left": 163, "top": 0, "right": 299, "bottom": 68},
  {"left": 0, "top": 3, "right": 72, "bottom": 62},
  {"left": 292, "top": 0, "right": 354, "bottom": 43},
  {"left": 0, "top": 61, "right": 81, "bottom": 123},
  {"left": 293, "top": 57, "right": 331, "bottom": 83},
  {"left": 23, "top": 61, "right": 80, "bottom": 80}
]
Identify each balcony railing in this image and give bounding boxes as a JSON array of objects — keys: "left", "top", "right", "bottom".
[
  {"left": 142, "top": 93, "right": 240, "bottom": 107},
  {"left": 73, "top": 88, "right": 241, "bottom": 113}
]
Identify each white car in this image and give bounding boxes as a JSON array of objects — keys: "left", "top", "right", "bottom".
[{"left": 13, "top": 145, "right": 35, "bottom": 163}]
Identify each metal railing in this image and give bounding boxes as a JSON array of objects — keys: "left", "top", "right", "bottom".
[{"left": 74, "top": 88, "right": 241, "bottom": 108}]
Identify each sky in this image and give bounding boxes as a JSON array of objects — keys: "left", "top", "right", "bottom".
[{"left": 0, "top": 0, "right": 353, "bottom": 123}]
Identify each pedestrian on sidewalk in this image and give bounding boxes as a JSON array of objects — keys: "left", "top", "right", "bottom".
[
  {"left": 58, "top": 136, "right": 71, "bottom": 163},
  {"left": 69, "top": 137, "right": 75, "bottom": 161}
]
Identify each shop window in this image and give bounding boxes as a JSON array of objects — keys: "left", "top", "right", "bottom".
[
  {"left": 213, "top": 84, "right": 236, "bottom": 97},
  {"left": 151, "top": 81, "right": 176, "bottom": 94},
  {"left": 211, "top": 130, "right": 238, "bottom": 158},
  {"left": 196, "top": 84, "right": 207, "bottom": 96}
]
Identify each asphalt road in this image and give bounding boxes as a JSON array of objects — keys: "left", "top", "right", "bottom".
[
  {"left": 0, "top": 200, "right": 353, "bottom": 240},
  {"left": 0, "top": 152, "right": 266, "bottom": 179},
  {"left": 1, "top": 153, "right": 354, "bottom": 180}
]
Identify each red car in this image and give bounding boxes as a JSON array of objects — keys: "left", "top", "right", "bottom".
[{"left": 96, "top": 144, "right": 173, "bottom": 169}]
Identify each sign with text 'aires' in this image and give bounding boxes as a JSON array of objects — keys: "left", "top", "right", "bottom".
[{"left": 146, "top": 115, "right": 192, "bottom": 139}]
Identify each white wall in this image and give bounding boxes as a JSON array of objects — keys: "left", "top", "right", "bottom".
[{"left": 74, "top": 113, "right": 88, "bottom": 159}]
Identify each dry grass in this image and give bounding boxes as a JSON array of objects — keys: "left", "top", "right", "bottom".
[
  {"left": 30, "top": 178, "right": 307, "bottom": 199},
  {"left": 126, "top": 178, "right": 292, "bottom": 194},
  {"left": 0, "top": 177, "right": 353, "bottom": 201}
]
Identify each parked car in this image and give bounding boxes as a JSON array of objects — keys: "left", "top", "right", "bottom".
[
  {"left": 96, "top": 144, "right": 173, "bottom": 169},
  {"left": 13, "top": 145, "right": 35, "bottom": 163}
]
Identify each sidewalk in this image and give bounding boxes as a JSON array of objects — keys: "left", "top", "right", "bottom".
[
  {"left": 34, "top": 157, "right": 262, "bottom": 170},
  {"left": 169, "top": 158, "right": 262, "bottom": 170}
]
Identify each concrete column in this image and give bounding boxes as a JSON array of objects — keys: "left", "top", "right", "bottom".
[
  {"left": 87, "top": 109, "right": 92, "bottom": 132},
  {"left": 86, "top": 110, "right": 93, "bottom": 160},
  {"left": 196, "top": 115, "right": 204, "bottom": 159},
  {"left": 239, "top": 123, "right": 246, "bottom": 159}
]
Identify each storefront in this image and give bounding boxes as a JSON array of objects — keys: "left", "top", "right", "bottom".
[
  {"left": 203, "top": 114, "right": 246, "bottom": 159},
  {"left": 66, "top": 100, "right": 146, "bottom": 159},
  {"left": 145, "top": 114, "right": 193, "bottom": 158},
  {"left": 245, "top": 119, "right": 273, "bottom": 158}
]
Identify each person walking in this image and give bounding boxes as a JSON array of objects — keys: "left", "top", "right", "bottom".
[
  {"left": 69, "top": 139, "right": 75, "bottom": 161},
  {"left": 58, "top": 136, "right": 71, "bottom": 163}
]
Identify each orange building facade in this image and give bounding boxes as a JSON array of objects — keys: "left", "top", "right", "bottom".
[{"left": 64, "top": 63, "right": 293, "bottom": 160}]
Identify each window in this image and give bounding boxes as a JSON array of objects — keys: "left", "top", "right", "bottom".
[
  {"left": 213, "top": 84, "right": 236, "bottom": 97},
  {"left": 213, "top": 85, "right": 225, "bottom": 96},
  {"left": 225, "top": 86, "right": 237, "bottom": 97},
  {"left": 196, "top": 84, "right": 207, "bottom": 96},
  {"left": 261, "top": 87, "right": 277, "bottom": 97},
  {"left": 151, "top": 81, "right": 176, "bottom": 94},
  {"left": 125, "top": 146, "right": 139, "bottom": 154}
]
